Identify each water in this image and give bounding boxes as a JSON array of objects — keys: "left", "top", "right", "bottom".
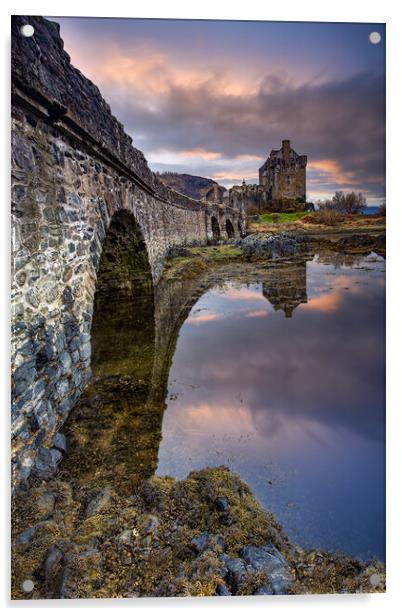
[
  {"left": 59, "top": 249, "right": 385, "bottom": 562},
  {"left": 361, "top": 206, "right": 380, "bottom": 215},
  {"left": 156, "top": 252, "right": 385, "bottom": 560}
]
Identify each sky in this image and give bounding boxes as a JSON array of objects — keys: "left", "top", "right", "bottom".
[{"left": 49, "top": 17, "right": 385, "bottom": 204}]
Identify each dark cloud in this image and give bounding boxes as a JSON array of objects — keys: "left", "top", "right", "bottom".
[
  {"left": 54, "top": 16, "right": 385, "bottom": 201},
  {"left": 102, "top": 70, "right": 384, "bottom": 200}
]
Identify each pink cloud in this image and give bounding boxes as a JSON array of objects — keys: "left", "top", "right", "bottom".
[{"left": 247, "top": 310, "right": 270, "bottom": 318}]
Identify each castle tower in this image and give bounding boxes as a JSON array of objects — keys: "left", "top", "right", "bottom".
[{"left": 259, "top": 140, "right": 307, "bottom": 202}]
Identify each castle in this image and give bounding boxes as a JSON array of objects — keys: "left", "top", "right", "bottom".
[{"left": 228, "top": 140, "right": 308, "bottom": 214}]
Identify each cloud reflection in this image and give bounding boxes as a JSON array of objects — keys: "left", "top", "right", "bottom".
[{"left": 165, "top": 258, "right": 385, "bottom": 444}]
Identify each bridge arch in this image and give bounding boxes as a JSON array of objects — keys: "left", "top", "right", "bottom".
[
  {"left": 225, "top": 219, "right": 235, "bottom": 239},
  {"left": 91, "top": 209, "right": 155, "bottom": 377},
  {"left": 93, "top": 209, "right": 153, "bottom": 302}
]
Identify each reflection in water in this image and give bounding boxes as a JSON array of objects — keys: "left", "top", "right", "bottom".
[
  {"left": 262, "top": 262, "right": 307, "bottom": 318},
  {"left": 60, "top": 249, "right": 385, "bottom": 561},
  {"left": 59, "top": 290, "right": 164, "bottom": 494},
  {"left": 157, "top": 253, "right": 385, "bottom": 560}
]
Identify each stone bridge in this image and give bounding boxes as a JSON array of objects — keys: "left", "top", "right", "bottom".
[{"left": 11, "top": 16, "right": 245, "bottom": 487}]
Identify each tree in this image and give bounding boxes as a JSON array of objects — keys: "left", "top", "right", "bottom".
[{"left": 318, "top": 191, "right": 366, "bottom": 215}]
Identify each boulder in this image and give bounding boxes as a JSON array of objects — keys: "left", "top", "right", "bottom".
[
  {"left": 240, "top": 543, "right": 293, "bottom": 595},
  {"left": 34, "top": 447, "right": 63, "bottom": 478},
  {"left": 85, "top": 486, "right": 113, "bottom": 517},
  {"left": 239, "top": 233, "right": 309, "bottom": 260}
]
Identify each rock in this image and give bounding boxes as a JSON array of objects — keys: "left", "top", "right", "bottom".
[
  {"left": 239, "top": 232, "right": 309, "bottom": 261},
  {"left": 34, "top": 446, "right": 62, "bottom": 478},
  {"left": 17, "top": 524, "right": 40, "bottom": 546},
  {"left": 240, "top": 543, "right": 293, "bottom": 595},
  {"left": 52, "top": 432, "right": 67, "bottom": 454},
  {"left": 191, "top": 531, "right": 212, "bottom": 554},
  {"left": 62, "top": 286, "right": 74, "bottom": 306},
  {"left": 139, "top": 514, "right": 159, "bottom": 547},
  {"left": 36, "top": 491, "right": 56, "bottom": 519},
  {"left": 166, "top": 245, "right": 190, "bottom": 259},
  {"left": 59, "top": 548, "right": 102, "bottom": 599},
  {"left": 16, "top": 520, "right": 57, "bottom": 548},
  {"left": 45, "top": 545, "right": 64, "bottom": 580},
  {"left": 142, "top": 514, "right": 159, "bottom": 535},
  {"left": 215, "top": 496, "right": 229, "bottom": 512},
  {"left": 86, "top": 486, "right": 112, "bottom": 517},
  {"left": 334, "top": 234, "right": 385, "bottom": 253},
  {"left": 79, "top": 342, "right": 91, "bottom": 361},
  {"left": 56, "top": 379, "right": 70, "bottom": 399},
  {"left": 59, "top": 351, "right": 72, "bottom": 375},
  {"left": 224, "top": 557, "right": 249, "bottom": 592},
  {"left": 19, "top": 449, "right": 35, "bottom": 481},
  {"left": 216, "top": 583, "right": 231, "bottom": 596},
  {"left": 117, "top": 529, "right": 136, "bottom": 547},
  {"left": 253, "top": 584, "right": 274, "bottom": 595}
]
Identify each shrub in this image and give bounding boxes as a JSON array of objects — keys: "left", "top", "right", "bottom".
[
  {"left": 314, "top": 206, "right": 344, "bottom": 226},
  {"left": 378, "top": 201, "right": 386, "bottom": 217}
]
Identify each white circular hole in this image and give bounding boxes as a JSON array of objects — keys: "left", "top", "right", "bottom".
[
  {"left": 369, "top": 31, "right": 381, "bottom": 45},
  {"left": 22, "top": 579, "right": 34, "bottom": 593},
  {"left": 21, "top": 24, "right": 35, "bottom": 38},
  {"left": 369, "top": 573, "right": 381, "bottom": 587}
]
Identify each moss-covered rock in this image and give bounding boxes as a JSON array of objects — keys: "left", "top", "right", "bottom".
[{"left": 11, "top": 465, "right": 385, "bottom": 599}]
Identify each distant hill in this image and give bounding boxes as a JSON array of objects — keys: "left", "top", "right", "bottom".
[{"left": 156, "top": 172, "right": 227, "bottom": 202}]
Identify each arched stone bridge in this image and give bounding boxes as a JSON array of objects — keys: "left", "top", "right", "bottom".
[{"left": 11, "top": 16, "right": 245, "bottom": 487}]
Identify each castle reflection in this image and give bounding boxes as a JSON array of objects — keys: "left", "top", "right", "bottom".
[{"left": 262, "top": 261, "right": 308, "bottom": 318}]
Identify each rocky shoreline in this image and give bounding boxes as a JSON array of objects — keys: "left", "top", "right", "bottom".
[
  {"left": 12, "top": 465, "right": 385, "bottom": 599},
  {"left": 162, "top": 229, "right": 385, "bottom": 282},
  {"left": 239, "top": 231, "right": 385, "bottom": 260}
]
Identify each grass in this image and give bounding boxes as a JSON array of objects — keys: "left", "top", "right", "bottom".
[
  {"left": 188, "top": 245, "right": 243, "bottom": 260},
  {"left": 258, "top": 212, "right": 311, "bottom": 224},
  {"left": 249, "top": 210, "right": 386, "bottom": 234},
  {"left": 162, "top": 245, "right": 243, "bottom": 281}
]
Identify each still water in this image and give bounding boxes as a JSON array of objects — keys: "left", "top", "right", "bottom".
[{"left": 156, "top": 253, "right": 385, "bottom": 560}]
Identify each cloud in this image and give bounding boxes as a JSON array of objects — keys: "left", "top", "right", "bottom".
[
  {"left": 113, "top": 70, "right": 384, "bottom": 200},
  {"left": 247, "top": 310, "right": 270, "bottom": 318},
  {"left": 59, "top": 24, "right": 385, "bottom": 202},
  {"left": 186, "top": 312, "right": 220, "bottom": 325},
  {"left": 220, "top": 287, "right": 267, "bottom": 302}
]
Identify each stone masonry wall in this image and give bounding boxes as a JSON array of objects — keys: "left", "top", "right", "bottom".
[{"left": 11, "top": 16, "right": 243, "bottom": 488}]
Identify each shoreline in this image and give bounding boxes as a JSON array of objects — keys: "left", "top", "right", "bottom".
[
  {"left": 12, "top": 466, "right": 385, "bottom": 599},
  {"left": 162, "top": 225, "right": 385, "bottom": 282}
]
